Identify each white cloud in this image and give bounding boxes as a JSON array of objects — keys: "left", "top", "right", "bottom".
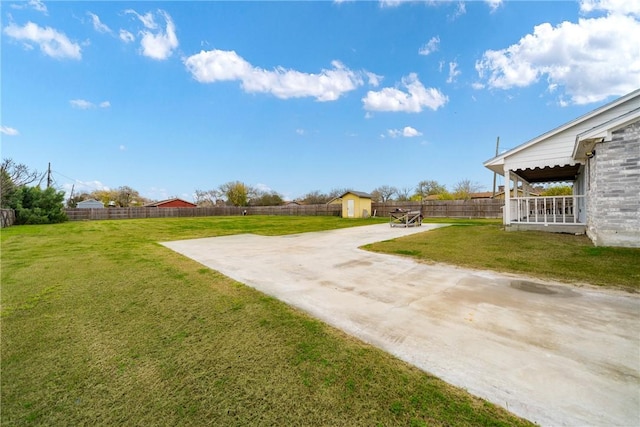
[
  {"left": 255, "top": 183, "right": 274, "bottom": 193},
  {"left": 3, "top": 21, "right": 81, "bottom": 59},
  {"left": 402, "top": 126, "right": 422, "bottom": 137},
  {"left": 296, "top": 129, "right": 305, "bottom": 135},
  {"left": 29, "top": 0, "right": 47, "bottom": 13},
  {"left": 87, "top": 12, "right": 111, "bottom": 34},
  {"left": 446, "top": 61, "right": 461, "bottom": 83},
  {"left": 580, "top": 0, "right": 640, "bottom": 16},
  {"left": 418, "top": 36, "right": 440, "bottom": 56},
  {"left": 362, "top": 73, "right": 448, "bottom": 113},
  {"left": 1, "top": 126, "right": 19, "bottom": 136},
  {"left": 379, "top": 0, "right": 404, "bottom": 8},
  {"left": 185, "top": 50, "right": 366, "bottom": 101},
  {"left": 70, "top": 99, "right": 94, "bottom": 109},
  {"left": 11, "top": 0, "right": 47, "bottom": 14},
  {"left": 62, "top": 180, "right": 110, "bottom": 200},
  {"left": 387, "top": 126, "right": 423, "bottom": 138},
  {"left": 475, "top": 13, "right": 640, "bottom": 104},
  {"left": 119, "top": 29, "right": 135, "bottom": 43},
  {"left": 70, "top": 99, "right": 111, "bottom": 109},
  {"left": 125, "top": 10, "right": 158, "bottom": 30},
  {"left": 126, "top": 9, "right": 178, "bottom": 60},
  {"left": 450, "top": 2, "right": 466, "bottom": 20},
  {"left": 366, "top": 71, "right": 383, "bottom": 87},
  {"left": 146, "top": 187, "right": 169, "bottom": 201},
  {"left": 119, "top": 145, "right": 126, "bottom": 151},
  {"left": 486, "top": 0, "right": 503, "bottom": 13}
]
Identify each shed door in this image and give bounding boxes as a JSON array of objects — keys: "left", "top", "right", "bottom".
[{"left": 347, "top": 199, "right": 355, "bottom": 218}]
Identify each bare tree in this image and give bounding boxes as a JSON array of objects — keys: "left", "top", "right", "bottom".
[
  {"left": 299, "top": 190, "right": 330, "bottom": 204},
  {"left": 1, "top": 158, "right": 42, "bottom": 208},
  {"left": 327, "top": 187, "right": 350, "bottom": 200},
  {"left": 452, "top": 179, "right": 483, "bottom": 200},
  {"left": 371, "top": 185, "right": 397, "bottom": 202},
  {"left": 395, "top": 186, "right": 413, "bottom": 201},
  {"left": 115, "top": 186, "right": 141, "bottom": 207},
  {"left": 194, "top": 189, "right": 222, "bottom": 207}
]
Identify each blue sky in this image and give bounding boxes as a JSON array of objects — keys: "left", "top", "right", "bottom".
[{"left": 2, "top": 0, "right": 639, "bottom": 202}]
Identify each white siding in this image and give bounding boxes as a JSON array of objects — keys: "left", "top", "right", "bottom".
[{"left": 505, "top": 99, "right": 640, "bottom": 171}]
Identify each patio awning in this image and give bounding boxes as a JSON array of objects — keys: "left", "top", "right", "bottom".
[{"left": 511, "top": 164, "right": 581, "bottom": 183}]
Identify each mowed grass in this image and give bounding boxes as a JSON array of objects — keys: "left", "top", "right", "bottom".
[
  {"left": 365, "top": 218, "right": 640, "bottom": 292},
  {"left": 1, "top": 216, "right": 531, "bottom": 426}
]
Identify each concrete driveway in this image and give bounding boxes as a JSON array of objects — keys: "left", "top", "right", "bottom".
[{"left": 162, "top": 223, "right": 639, "bottom": 427}]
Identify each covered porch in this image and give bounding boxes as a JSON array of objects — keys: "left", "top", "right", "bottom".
[
  {"left": 484, "top": 89, "right": 639, "bottom": 246},
  {"left": 503, "top": 164, "right": 586, "bottom": 233}
]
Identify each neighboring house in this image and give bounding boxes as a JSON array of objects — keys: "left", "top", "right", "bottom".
[
  {"left": 484, "top": 89, "right": 640, "bottom": 247},
  {"left": 144, "top": 198, "right": 197, "bottom": 208},
  {"left": 470, "top": 191, "right": 494, "bottom": 200},
  {"left": 76, "top": 199, "right": 104, "bottom": 209},
  {"left": 492, "top": 186, "right": 540, "bottom": 200},
  {"left": 331, "top": 191, "right": 372, "bottom": 218}
]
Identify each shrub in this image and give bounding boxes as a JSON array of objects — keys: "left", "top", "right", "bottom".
[{"left": 10, "top": 186, "right": 67, "bottom": 224}]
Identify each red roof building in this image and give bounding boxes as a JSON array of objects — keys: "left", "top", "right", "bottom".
[{"left": 144, "top": 198, "right": 197, "bottom": 208}]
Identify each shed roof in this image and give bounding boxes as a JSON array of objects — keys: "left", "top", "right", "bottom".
[
  {"left": 339, "top": 191, "right": 372, "bottom": 199},
  {"left": 327, "top": 191, "right": 372, "bottom": 205}
]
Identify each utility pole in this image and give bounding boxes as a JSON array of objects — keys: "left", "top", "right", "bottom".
[
  {"left": 47, "top": 162, "right": 52, "bottom": 188},
  {"left": 492, "top": 137, "right": 500, "bottom": 197},
  {"left": 68, "top": 184, "right": 75, "bottom": 207}
]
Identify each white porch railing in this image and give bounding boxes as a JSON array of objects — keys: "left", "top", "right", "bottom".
[{"left": 510, "top": 195, "right": 585, "bottom": 224}]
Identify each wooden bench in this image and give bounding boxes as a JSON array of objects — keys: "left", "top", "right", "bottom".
[{"left": 390, "top": 210, "right": 422, "bottom": 227}]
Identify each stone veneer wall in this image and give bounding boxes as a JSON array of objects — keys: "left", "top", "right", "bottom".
[{"left": 586, "top": 120, "right": 640, "bottom": 247}]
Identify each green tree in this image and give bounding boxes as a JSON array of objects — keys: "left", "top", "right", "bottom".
[
  {"left": 541, "top": 185, "right": 573, "bottom": 196},
  {"left": 10, "top": 186, "right": 67, "bottom": 224},
  {"left": 415, "top": 180, "right": 447, "bottom": 200},
  {"left": 250, "top": 192, "right": 284, "bottom": 206},
  {"left": 83, "top": 186, "right": 149, "bottom": 207},
  {"left": 90, "top": 189, "right": 118, "bottom": 206},
  {"left": 220, "top": 181, "right": 251, "bottom": 206},
  {"left": 437, "top": 191, "right": 455, "bottom": 200}
]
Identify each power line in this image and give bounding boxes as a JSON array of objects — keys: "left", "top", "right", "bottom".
[{"left": 51, "top": 170, "right": 109, "bottom": 192}]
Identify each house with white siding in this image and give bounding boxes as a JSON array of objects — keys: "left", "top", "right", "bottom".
[
  {"left": 76, "top": 199, "right": 104, "bottom": 209},
  {"left": 484, "top": 89, "right": 640, "bottom": 247}
]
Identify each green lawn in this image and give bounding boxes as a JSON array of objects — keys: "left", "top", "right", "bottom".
[
  {"left": 365, "top": 218, "right": 640, "bottom": 292},
  {"left": 2, "top": 216, "right": 531, "bottom": 426}
]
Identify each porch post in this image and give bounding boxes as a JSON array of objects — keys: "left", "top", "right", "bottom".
[{"left": 504, "top": 167, "right": 511, "bottom": 224}]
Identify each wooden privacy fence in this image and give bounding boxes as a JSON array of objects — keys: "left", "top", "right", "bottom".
[
  {"left": 1, "top": 209, "right": 16, "bottom": 228},
  {"left": 65, "top": 204, "right": 342, "bottom": 221},
  {"left": 371, "top": 199, "right": 504, "bottom": 219},
  {"left": 65, "top": 200, "right": 503, "bottom": 222}
]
